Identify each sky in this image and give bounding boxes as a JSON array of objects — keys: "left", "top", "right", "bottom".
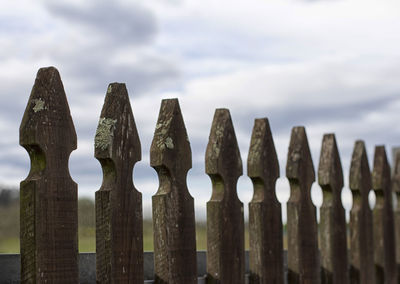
[{"left": 1, "top": 0, "right": 400, "bottom": 221}]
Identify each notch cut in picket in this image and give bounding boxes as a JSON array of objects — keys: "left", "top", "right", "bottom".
[
  {"left": 349, "top": 140, "right": 375, "bottom": 284},
  {"left": 318, "top": 134, "right": 348, "bottom": 284},
  {"left": 286, "top": 126, "right": 320, "bottom": 284},
  {"left": 95, "top": 83, "right": 143, "bottom": 283},
  {"left": 205, "top": 108, "right": 245, "bottom": 284},
  {"left": 247, "top": 118, "right": 283, "bottom": 284},
  {"left": 20, "top": 67, "right": 78, "bottom": 283},
  {"left": 150, "top": 98, "right": 197, "bottom": 284},
  {"left": 371, "top": 146, "right": 397, "bottom": 284}
]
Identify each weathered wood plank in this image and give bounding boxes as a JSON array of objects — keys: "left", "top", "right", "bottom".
[
  {"left": 205, "top": 109, "right": 245, "bottom": 284},
  {"left": 392, "top": 148, "right": 400, "bottom": 284},
  {"left": 150, "top": 98, "right": 197, "bottom": 284},
  {"left": 349, "top": 140, "right": 375, "bottom": 284},
  {"left": 247, "top": 118, "right": 283, "bottom": 284},
  {"left": 20, "top": 67, "right": 78, "bottom": 283},
  {"left": 372, "top": 146, "right": 397, "bottom": 284},
  {"left": 95, "top": 83, "right": 143, "bottom": 283},
  {"left": 286, "top": 126, "right": 320, "bottom": 284},
  {"left": 318, "top": 134, "right": 348, "bottom": 284}
]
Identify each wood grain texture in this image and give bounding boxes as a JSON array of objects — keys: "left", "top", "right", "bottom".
[
  {"left": 247, "top": 118, "right": 283, "bottom": 284},
  {"left": 95, "top": 83, "right": 143, "bottom": 283},
  {"left": 205, "top": 109, "right": 245, "bottom": 284},
  {"left": 20, "top": 67, "right": 78, "bottom": 283},
  {"left": 392, "top": 148, "right": 400, "bottom": 284},
  {"left": 372, "top": 146, "right": 397, "bottom": 284},
  {"left": 150, "top": 98, "right": 197, "bottom": 284},
  {"left": 318, "top": 134, "right": 348, "bottom": 284},
  {"left": 286, "top": 126, "right": 320, "bottom": 284},
  {"left": 349, "top": 141, "right": 375, "bottom": 284}
]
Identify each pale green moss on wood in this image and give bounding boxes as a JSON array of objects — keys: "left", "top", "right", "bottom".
[
  {"left": 32, "top": 98, "right": 46, "bottom": 113},
  {"left": 95, "top": 118, "right": 117, "bottom": 151}
]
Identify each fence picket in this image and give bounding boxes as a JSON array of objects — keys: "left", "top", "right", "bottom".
[
  {"left": 247, "top": 118, "right": 283, "bottom": 284},
  {"left": 19, "top": 67, "right": 78, "bottom": 283},
  {"left": 372, "top": 146, "right": 397, "bottom": 284},
  {"left": 318, "top": 134, "right": 348, "bottom": 284},
  {"left": 94, "top": 83, "right": 143, "bottom": 283},
  {"left": 349, "top": 141, "right": 375, "bottom": 284},
  {"left": 205, "top": 109, "right": 245, "bottom": 284},
  {"left": 150, "top": 98, "right": 197, "bottom": 283},
  {"left": 286, "top": 126, "right": 320, "bottom": 284},
  {"left": 392, "top": 149, "right": 400, "bottom": 283}
]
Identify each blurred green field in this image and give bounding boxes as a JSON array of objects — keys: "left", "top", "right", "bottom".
[{"left": 0, "top": 198, "right": 255, "bottom": 253}]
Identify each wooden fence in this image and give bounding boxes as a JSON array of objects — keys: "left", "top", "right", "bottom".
[{"left": 10, "top": 66, "right": 400, "bottom": 283}]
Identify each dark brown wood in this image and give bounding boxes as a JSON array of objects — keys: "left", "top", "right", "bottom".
[
  {"left": 19, "top": 67, "right": 78, "bottom": 283},
  {"left": 392, "top": 148, "right": 400, "bottom": 284},
  {"left": 247, "top": 118, "right": 283, "bottom": 284},
  {"left": 94, "top": 83, "right": 143, "bottom": 283},
  {"left": 205, "top": 109, "right": 244, "bottom": 284},
  {"left": 150, "top": 98, "right": 197, "bottom": 284},
  {"left": 349, "top": 140, "right": 375, "bottom": 284},
  {"left": 286, "top": 126, "right": 320, "bottom": 284},
  {"left": 372, "top": 146, "right": 397, "bottom": 284},
  {"left": 318, "top": 134, "right": 348, "bottom": 284}
]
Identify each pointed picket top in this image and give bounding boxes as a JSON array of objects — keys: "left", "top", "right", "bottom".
[
  {"left": 247, "top": 118, "right": 279, "bottom": 191},
  {"left": 151, "top": 98, "right": 197, "bottom": 283},
  {"left": 205, "top": 108, "right": 243, "bottom": 181},
  {"left": 372, "top": 146, "right": 391, "bottom": 193},
  {"left": 248, "top": 118, "right": 283, "bottom": 283},
  {"left": 349, "top": 140, "right": 372, "bottom": 194},
  {"left": 95, "top": 83, "right": 143, "bottom": 283},
  {"left": 318, "top": 134, "right": 348, "bottom": 284},
  {"left": 318, "top": 134, "right": 344, "bottom": 192},
  {"left": 392, "top": 150, "right": 400, "bottom": 193},
  {"left": 286, "top": 126, "right": 315, "bottom": 191},
  {"left": 150, "top": 98, "right": 192, "bottom": 176},
  {"left": 371, "top": 145, "right": 397, "bottom": 284},
  {"left": 20, "top": 67, "right": 78, "bottom": 282},
  {"left": 286, "top": 126, "right": 320, "bottom": 284},
  {"left": 20, "top": 66, "right": 77, "bottom": 155},
  {"left": 349, "top": 140, "right": 375, "bottom": 284},
  {"left": 206, "top": 108, "right": 244, "bottom": 284},
  {"left": 95, "top": 83, "right": 141, "bottom": 165}
]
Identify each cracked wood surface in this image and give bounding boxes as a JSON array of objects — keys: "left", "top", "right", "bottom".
[
  {"left": 349, "top": 141, "right": 375, "bottom": 284},
  {"left": 205, "top": 109, "right": 244, "bottom": 284},
  {"left": 286, "top": 126, "right": 320, "bottom": 284},
  {"left": 248, "top": 118, "right": 283, "bottom": 284},
  {"left": 20, "top": 67, "right": 78, "bottom": 283},
  {"left": 95, "top": 83, "right": 143, "bottom": 283},
  {"left": 318, "top": 134, "right": 348, "bottom": 284},
  {"left": 372, "top": 146, "right": 397, "bottom": 284},
  {"left": 150, "top": 99, "right": 197, "bottom": 284}
]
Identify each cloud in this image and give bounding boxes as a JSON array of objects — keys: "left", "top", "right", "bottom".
[{"left": 44, "top": 0, "right": 157, "bottom": 45}]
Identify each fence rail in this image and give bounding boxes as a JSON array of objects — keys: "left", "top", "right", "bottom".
[{"left": 2, "top": 66, "right": 400, "bottom": 283}]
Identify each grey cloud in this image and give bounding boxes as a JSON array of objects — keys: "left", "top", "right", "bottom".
[
  {"left": 61, "top": 53, "right": 180, "bottom": 96},
  {"left": 44, "top": 1, "right": 157, "bottom": 45}
]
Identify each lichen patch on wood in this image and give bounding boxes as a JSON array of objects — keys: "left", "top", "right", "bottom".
[
  {"left": 32, "top": 98, "right": 46, "bottom": 113},
  {"left": 95, "top": 117, "right": 117, "bottom": 151}
]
